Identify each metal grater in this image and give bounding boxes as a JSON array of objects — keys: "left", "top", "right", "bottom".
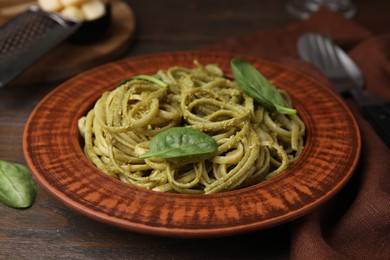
[{"left": 0, "top": 6, "right": 81, "bottom": 87}]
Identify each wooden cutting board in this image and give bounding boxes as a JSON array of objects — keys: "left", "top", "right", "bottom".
[{"left": 0, "top": 0, "right": 136, "bottom": 86}]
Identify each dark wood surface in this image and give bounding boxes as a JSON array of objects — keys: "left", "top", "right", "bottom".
[{"left": 0, "top": 0, "right": 388, "bottom": 259}]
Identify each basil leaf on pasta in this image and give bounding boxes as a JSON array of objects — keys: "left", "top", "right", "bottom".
[
  {"left": 119, "top": 75, "right": 167, "bottom": 87},
  {"left": 140, "top": 127, "right": 217, "bottom": 159},
  {"left": 231, "top": 58, "right": 296, "bottom": 115}
]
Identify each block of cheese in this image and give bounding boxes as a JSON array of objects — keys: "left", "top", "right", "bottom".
[
  {"left": 81, "top": 0, "right": 106, "bottom": 21},
  {"left": 60, "top": 0, "right": 89, "bottom": 7},
  {"left": 38, "top": 0, "right": 64, "bottom": 12},
  {"left": 38, "top": 0, "right": 108, "bottom": 22},
  {"left": 60, "top": 5, "right": 85, "bottom": 21}
]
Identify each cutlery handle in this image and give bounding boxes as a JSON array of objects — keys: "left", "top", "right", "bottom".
[{"left": 361, "top": 102, "right": 390, "bottom": 148}]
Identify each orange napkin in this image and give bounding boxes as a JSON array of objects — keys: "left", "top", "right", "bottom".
[{"left": 207, "top": 8, "right": 390, "bottom": 259}]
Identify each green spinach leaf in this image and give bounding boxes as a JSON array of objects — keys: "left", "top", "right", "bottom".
[
  {"left": 231, "top": 58, "right": 296, "bottom": 115},
  {"left": 140, "top": 127, "right": 218, "bottom": 159},
  {"left": 0, "top": 160, "right": 36, "bottom": 209},
  {"left": 119, "top": 75, "right": 167, "bottom": 87}
]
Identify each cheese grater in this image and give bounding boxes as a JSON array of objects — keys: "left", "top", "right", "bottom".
[{"left": 0, "top": 6, "right": 81, "bottom": 87}]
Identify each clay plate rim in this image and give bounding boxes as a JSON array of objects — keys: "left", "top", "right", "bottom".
[{"left": 23, "top": 51, "right": 361, "bottom": 238}]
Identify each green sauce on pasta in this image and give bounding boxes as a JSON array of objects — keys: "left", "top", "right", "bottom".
[{"left": 78, "top": 61, "right": 305, "bottom": 194}]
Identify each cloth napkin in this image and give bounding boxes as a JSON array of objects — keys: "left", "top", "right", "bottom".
[{"left": 207, "top": 8, "right": 390, "bottom": 260}]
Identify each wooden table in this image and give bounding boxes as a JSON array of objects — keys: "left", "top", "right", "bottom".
[{"left": 1, "top": 0, "right": 388, "bottom": 258}]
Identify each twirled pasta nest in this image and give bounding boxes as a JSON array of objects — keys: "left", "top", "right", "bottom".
[{"left": 78, "top": 61, "right": 305, "bottom": 194}]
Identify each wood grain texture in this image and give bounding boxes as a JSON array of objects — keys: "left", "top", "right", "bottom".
[
  {"left": 23, "top": 51, "right": 360, "bottom": 238},
  {"left": 0, "top": 0, "right": 136, "bottom": 86},
  {"left": 3, "top": 0, "right": 389, "bottom": 258}
]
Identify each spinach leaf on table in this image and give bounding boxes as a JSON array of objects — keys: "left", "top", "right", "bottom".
[{"left": 0, "top": 160, "right": 36, "bottom": 209}]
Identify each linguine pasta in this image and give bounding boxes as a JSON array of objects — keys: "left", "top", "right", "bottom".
[{"left": 78, "top": 61, "right": 305, "bottom": 194}]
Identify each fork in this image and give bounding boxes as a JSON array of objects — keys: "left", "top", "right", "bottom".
[{"left": 298, "top": 33, "right": 390, "bottom": 147}]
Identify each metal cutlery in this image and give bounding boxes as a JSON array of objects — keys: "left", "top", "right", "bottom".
[{"left": 298, "top": 33, "right": 390, "bottom": 147}]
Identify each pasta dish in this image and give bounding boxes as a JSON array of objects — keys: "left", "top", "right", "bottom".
[{"left": 78, "top": 60, "right": 305, "bottom": 194}]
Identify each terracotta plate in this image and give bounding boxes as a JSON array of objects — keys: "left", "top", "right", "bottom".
[{"left": 23, "top": 51, "right": 361, "bottom": 238}]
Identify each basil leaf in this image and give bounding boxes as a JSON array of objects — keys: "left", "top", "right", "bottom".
[
  {"left": 119, "top": 75, "right": 167, "bottom": 87},
  {"left": 140, "top": 127, "right": 218, "bottom": 159},
  {"left": 0, "top": 160, "right": 36, "bottom": 209},
  {"left": 231, "top": 58, "right": 296, "bottom": 115}
]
